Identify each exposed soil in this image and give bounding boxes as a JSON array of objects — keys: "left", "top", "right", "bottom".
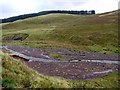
[
  {"left": 2, "top": 33, "right": 29, "bottom": 41},
  {"left": 3, "top": 46, "right": 119, "bottom": 80},
  {"left": 6, "top": 46, "right": 119, "bottom": 61}
]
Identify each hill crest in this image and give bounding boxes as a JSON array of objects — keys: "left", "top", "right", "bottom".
[{"left": 1, "top": 10, "right": 95, "bottom": 23}]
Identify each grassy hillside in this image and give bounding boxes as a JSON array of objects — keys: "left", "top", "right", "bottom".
[
  {"left": 1, "top": 10, "right": 120, "bottom": 89},
  {"left": 1, "top": 51, "right": 71, "bottom": 88},
  {"left": 2, "top": 10, "right": 119, "bottom": 54},
  {"left": 1, "top": 51, "right": 120, "bottom": 88}
]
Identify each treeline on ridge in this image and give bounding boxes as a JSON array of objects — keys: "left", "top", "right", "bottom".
[{"left": 1, "top": 10, "right": 95, "bottom": 23}]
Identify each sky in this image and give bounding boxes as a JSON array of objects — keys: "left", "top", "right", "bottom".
[{"left": 0, "top": 0, "right": 119, "bottom": 19}]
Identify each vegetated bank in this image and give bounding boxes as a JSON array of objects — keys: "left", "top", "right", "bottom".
[{"left": 1, "top": 51, "right": 120, "bottom": 88}]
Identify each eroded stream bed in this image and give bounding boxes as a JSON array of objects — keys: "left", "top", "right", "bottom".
[{"left": 2, "top": 46, "right": 119, "bottom": 80}]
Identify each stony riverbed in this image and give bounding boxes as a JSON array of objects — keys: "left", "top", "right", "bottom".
[{"left": 2, "top": 46, "right": 119, "bottom": 80}]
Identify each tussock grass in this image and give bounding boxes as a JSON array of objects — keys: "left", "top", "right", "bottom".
[
  {"left": 2, "top": 52, "right": 71, "bottom": 88},
  {"left": 49, "top": 53, "right": 63, "bottom": 60},
  {"left": 2, "top": 11, "right": 119, "bottom": 54},
  {"left": 1, "top": 51, "right": 120, "bottom": 88}
]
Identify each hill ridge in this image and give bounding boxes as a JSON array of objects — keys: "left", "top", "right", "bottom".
[{"left": 1, "top": 10, "right": 95, "bottom": 23}]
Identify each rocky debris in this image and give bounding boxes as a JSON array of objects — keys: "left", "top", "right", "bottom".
[
  {"left": 25, "top": 61, "right": 118, "bottom": 80},
  {"left": 4, "top": 46, "right": 119, "bottom": 61},
  {"left": 2, "top": 46, "right": 119, "bottom": 80}
]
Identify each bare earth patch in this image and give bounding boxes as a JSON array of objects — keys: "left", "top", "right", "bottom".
[{"left": 3, "top": 46, "right": 119, "bottom": 80}]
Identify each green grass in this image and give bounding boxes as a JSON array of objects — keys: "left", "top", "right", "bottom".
[
  {"left": 2, "top": 11, "right": 119, "bottom": 54},
  {"left": 1, "top": 10, "right": 120, "bottom": 88},
  {"left": 72, "top": 72, "right": 120, "bottom": 88},
  {"left": 49, "top": 53, "right": 63, "bottom": 60},
  {"left": 2, "top": 52, "right": 71, "bottom": 88},
  {"left": 1, "top": 51, "right": 120, "bottom": 88}
]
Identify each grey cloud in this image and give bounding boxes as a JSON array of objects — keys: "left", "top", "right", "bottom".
[{"left": 0, "top": 0, "right": 118, "bottom": 18}]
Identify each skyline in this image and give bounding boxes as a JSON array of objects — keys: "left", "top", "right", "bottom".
[{"left": 0, "top": 0, "right": 119, "bottom": 19}]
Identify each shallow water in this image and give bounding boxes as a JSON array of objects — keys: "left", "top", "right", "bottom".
[
  {"left": 81, "top": 59, "right": 119, "bottom": 64},
  {"left": 2, "top": 46, "right": 61, "bottom": 62},
  {"left": 2, "top": 46, "right": 119, "bottom": 80},
  {"left": 2, "top": 46, "right": 120, "bottom": 64},
  {"left": 93, "top": 69, "right": 113, "bottom": 74}
]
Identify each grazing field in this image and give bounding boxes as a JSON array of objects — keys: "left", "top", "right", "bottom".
[{"left": 2, "top": 10, "right": 119, "bottom": 54}]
